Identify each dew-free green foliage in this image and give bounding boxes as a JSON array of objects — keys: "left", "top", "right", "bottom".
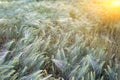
[{"left": 0, "top": 0, "right": 120, "bottom": 80}]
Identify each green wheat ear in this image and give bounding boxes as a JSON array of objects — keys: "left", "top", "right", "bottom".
[{"left": 5, "top": 40, "right": 16, "bottom": 50}]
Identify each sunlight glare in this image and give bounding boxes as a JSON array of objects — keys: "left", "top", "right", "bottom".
[
  {"left": 0, "top": 1, "right": 8, "bottom": 4},
  {"left": 112, "top": 1, "right": 120, "bottom": 6}
]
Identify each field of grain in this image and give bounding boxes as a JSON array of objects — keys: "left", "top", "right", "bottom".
[{"left": 0, "top": 0, "right": 120, "bottom": 80}]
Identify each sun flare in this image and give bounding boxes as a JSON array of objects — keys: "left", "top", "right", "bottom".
[
  {"left": 111, "top": 1, "right": 120, "bottom": 6},
  {"left": 90, "top": 0, "right": 120, "bottom": 22}
]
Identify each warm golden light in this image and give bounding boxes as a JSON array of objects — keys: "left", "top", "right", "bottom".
[
  {"left": 112, "top": 1, "right": 120, "bottom": 6},
  {"left": 89, "top": 0, "right": 120, "bottom": 23}
]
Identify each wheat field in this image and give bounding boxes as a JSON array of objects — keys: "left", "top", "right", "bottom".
[{"left": 0, "top": 0, "right": 120, "bottom": 80}]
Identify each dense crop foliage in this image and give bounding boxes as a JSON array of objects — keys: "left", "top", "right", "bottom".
[{"left": 0, "top": 0, "right": 120, "bottom": 80}]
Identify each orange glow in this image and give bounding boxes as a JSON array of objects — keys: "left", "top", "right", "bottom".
[{"left": 90, "top": 0, "right": 120, "bottom": 22}]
